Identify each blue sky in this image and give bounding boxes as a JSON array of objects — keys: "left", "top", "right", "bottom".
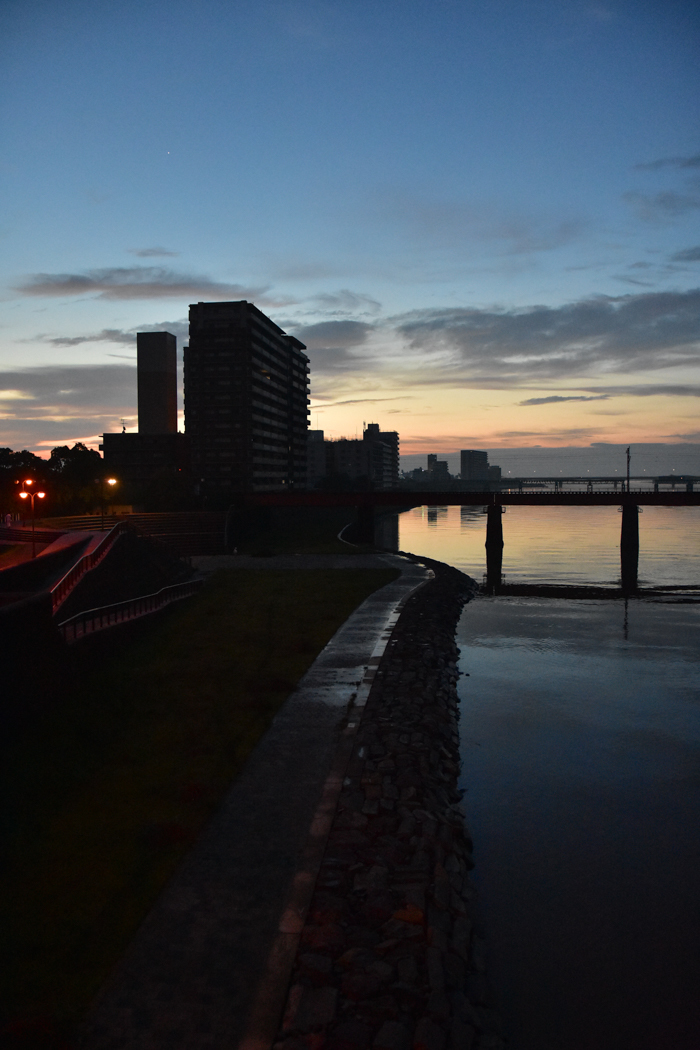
[{"left": 1, "top": 0, "right": 699, "bottom": 463}]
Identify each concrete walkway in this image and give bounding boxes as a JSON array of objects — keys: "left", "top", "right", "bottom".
[{"left": 77, "top": 554, "right": 431, "bottom": 1050}]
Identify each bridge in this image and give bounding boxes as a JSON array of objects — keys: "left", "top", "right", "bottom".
[{"left": 239, "top": 487, "right": 700, "bottom": 591}]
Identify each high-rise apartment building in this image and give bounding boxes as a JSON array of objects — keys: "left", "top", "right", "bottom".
[
  {"left": 460, "top": 449, "right": 490, "bottom": 481},
  {"left": 185, "top": 301, "right": 310, "bottom": 493},
  {"left": 363, "top": 423, "right": 399, "bottom": 488}
]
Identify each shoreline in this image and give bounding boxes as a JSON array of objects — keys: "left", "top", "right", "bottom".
[{"left": 269, "top": 554, "right": 504, "bottom": 1050}]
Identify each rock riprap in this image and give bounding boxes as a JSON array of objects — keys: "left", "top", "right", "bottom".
[{"left": 274, "top": 557, "right": 505, "bottom": 1050}]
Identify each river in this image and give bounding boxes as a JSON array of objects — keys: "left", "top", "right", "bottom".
[{"left": 398, "top": 505, "right": 700, "bottom": 1050}]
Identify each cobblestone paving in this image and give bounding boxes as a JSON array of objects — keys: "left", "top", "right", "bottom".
[{"left": 273, "top": 557, "right": 505, "bottom": 1050}]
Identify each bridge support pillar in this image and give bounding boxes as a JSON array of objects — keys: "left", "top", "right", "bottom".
[
  {"left": 485, "top": 504, "right": 504, "bottom": 590},
  {"left": 620, "top": 504, "right": 639, "bottom": 590},
  {"left": 356, "top": 504, "right": 375, "bottom": 544}
]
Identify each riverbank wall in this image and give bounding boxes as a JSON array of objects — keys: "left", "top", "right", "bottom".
[{"left": 274, "top": 556, "right": 504, "bottom": 1050}]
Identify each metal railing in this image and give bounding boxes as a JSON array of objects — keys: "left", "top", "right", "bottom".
[
  {"left": 56, "top": 578, "right": 204, "bottom": 643},
  {"left": 50, "top": 521, "right": 132, "bottom": 613}
]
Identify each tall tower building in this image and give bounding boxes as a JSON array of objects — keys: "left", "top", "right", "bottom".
[
  {"left": 185, "top": 301, "right": 310, "bottom": 493},
  {"left": 101, "top": 330, "right": 186, "bottom": 498},
  {"left": 137, "top": 331, "right": 177, "bottom": 434}
]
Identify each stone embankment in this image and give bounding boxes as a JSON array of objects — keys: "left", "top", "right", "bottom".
[{"left": 274, "top": 556, "right": 505, "bottom": 1050}]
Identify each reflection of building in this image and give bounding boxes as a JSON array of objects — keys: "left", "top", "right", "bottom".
[
  {"left": 102, "top": 331, "right": 186, "bottom": 490},
  {"left": 185, "top": 301, "right": 309, "bottom": 494}
]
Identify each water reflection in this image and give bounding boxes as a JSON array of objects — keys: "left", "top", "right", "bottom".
[
  {"left": 398, "top": 505, "right": 700, "bottom": 1049},
  {"left": 456, "top": 597, "right": 700, "bottom": 1049},
  {"left": 399, "top": 504, "right": 700, "bottom": 589}
]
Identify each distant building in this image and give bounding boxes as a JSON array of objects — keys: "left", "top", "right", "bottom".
[
  {"left": 460, "top": 449, "right": 489, "bottom": 481},
  {"left": 102, "top": 330, "right": 186, "bottom": 491},
  {"left": 310, "top": 423, "right": 400, "bottom": 490},
  {"left": 184, "top": 301, "right": 310, "bottom": 494},
  {"left": 427, "top": 453, "right": 450, "bottom": 483},
  {"left": 307, "top": 430, "right": 326, "bottom": 487},
  {"left": 364, "top": 424, "right": 400, "bottom": 488}
]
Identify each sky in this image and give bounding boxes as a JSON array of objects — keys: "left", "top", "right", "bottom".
[{"left": 1, "top": 0, "right": 699, "bottom": 471}]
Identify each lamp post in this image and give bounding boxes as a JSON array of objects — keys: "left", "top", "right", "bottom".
[
  {"left": 18, "top": 479, "right": 46, "bottom": 558},
  {"left": 98, "top": 476, "right": 118, "bottom": 530}
]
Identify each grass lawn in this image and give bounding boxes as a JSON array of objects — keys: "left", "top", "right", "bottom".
[{"left": 1, "top": 566, "right": 398, "bottom": 1039}]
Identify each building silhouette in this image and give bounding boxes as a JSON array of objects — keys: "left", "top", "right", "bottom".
[
  {"left": 185, "top": 301, "right": 309, "bottom": 494},
  {"left": 363, "top": 424, "right": 399, "bottom": 488},
  {"left": 102, "top": 331, "right": 186, "bottom": 493},
  {"left": 136, "top": 331, "right": 177, "bottom": 434},
  {"left": 427, "top": 453, "right": 450, "bottom": 483},
  {"left": 308, "top": 424, "right": 400, "bottom": 490},
  {"left": 460, "top": 449, "right": 489, "bottom": 481}
]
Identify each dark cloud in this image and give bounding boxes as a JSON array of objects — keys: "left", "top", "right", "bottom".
[
  {"left": 635, "top": 154, "right": 700, "bottom": 171},
  {"left": 14, "top": 267, "right": 267, "bottom": 301},
  {"left": 43, "top": 329, "right": 137, "bottom": 348},
  {"left": 582, "top": 384, "right": 700, "bottom": 398},
  {"left": 519, "top": 395, "right": 610, "bottom": 405},
  {"left": 293, "top": 320, "right": 374, "bottom": 350},
  {"left": 315, "top": 396, "right": 412, "bottom": 408},
  {"left": 670, "top": 246, "right": 700, "bottom": 263},
  {"left": 395, "top": 288, "right": 700, "bottom": 383},
  {"left": 370, "top": 188, "right": 585, "bottom": 255},
  {"left": 311, "top": 290, "right": 382, "bottom": 314},
  {"left": 0, "top": 365, "right": 136, "bottom": 413},
  {"left": 614, "top": 275, "right": 655, "bottom": 287},
  {"left": 290, "top": 320, "right": 377, "bottom": 380},
  {"left": 35, "top": 319, "right": 190, "bottom": 349},
  {"left": 623, "top": 188, "right": 700, "bottom": 220},
  {"left": 128, "top": 247, "right": 180, "bottom": 257}
]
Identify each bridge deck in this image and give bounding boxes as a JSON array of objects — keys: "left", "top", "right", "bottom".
[{"left": 244, "top": 490, "right": 700, "bottom": 508}]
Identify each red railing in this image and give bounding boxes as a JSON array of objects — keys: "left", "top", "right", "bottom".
[
  {"left": 56, "top": 578, "right": 203, "bottom": 643},
  {"left": 50, "top": 521, "right": 132, "bottom": 613}
]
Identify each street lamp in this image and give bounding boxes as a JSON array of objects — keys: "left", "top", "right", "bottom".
[
  {"left": 18, "top": 480, "right": 46, "bottom": 558},
  {"left": 97, "top": 476, "right": 118, "bottom": 530}
]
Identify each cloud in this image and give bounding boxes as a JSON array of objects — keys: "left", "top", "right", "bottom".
[
  {"left": 314, "top": 396, "right": 412, "bottom": 408},
  {"left": 671, "top": 246, "right": 700, "bottom": 263},
  {"left": 0, "top": 365, "right": 136, "bottom": 413},
  {"left": 582, "top": 383, "right": 700, "bottom": 398},
  {"left": 623, "top": 188, "right": 700, "bottom": 221},
  {"left": 291, "top": 319, "right": 377, "bottom": 376},
  {"left": 293, "top": 319, "right": 374, "bottom": 350},
  {"left": 128, "top": 247, "right": 180, "bottom": 257},
  {"left": 311, "top": 290, "right": 382, "bottom": 315},
  {"left": 519, "top": 395, "right": 610, "bottom": 405},
  {"left": 14, "top": 267, "right": 267, "bottom": 301},
  {"left": 370, "top": 188, "right": 586, "bottom": 254},
  {"left": 34, "top": 318, "right": 190, "bottom": 348},
  {"left": 635, "top": 154, "right": 700, "bottom": 171},
  {"left": 0, "top": 364, "right": 142, "bottom": 451},
  {"left": 394, "top": 288, "right": 700, "bottom": 383},
  {"left": 42, "top": 328, "right": 137, "bottom": 348}
]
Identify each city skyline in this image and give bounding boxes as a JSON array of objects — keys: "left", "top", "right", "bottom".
[{"left": 1, "top": 0, "right": 699, "bottom": 468}]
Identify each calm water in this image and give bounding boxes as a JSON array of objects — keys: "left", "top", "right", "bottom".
[{"left": 398, "top": 506, "right": 700, "bottom": 1050}]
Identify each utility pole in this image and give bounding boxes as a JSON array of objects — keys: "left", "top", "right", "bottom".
[{"left": 626, "top": 446, "right": 631, "bottom": 492}]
